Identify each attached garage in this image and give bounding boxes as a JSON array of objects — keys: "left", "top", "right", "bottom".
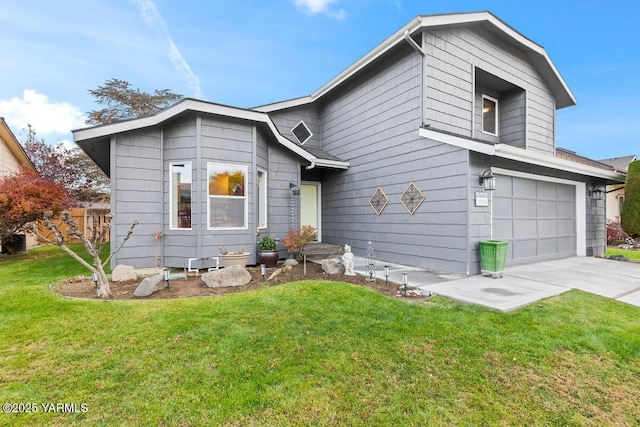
[{"left": 492, "top": 170, "right": 582, "bottom": 265}]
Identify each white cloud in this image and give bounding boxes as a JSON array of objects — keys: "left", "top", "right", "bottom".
[
  {"left": 132, "top": 0, "right": 202, "bottom": 97},
  {"left": 0, "top": 90, "right": 85, "bottom": 135},
  {"left": 293, "top": 0, "right": 346, "bottom": 19}
]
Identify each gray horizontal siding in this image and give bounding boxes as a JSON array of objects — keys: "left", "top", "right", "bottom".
[
  {"left": 424, "top": 26, "right": 556, "bottom": 155},
  {"left": 269, "top": 104, "right": 323, "bottom": 149}
]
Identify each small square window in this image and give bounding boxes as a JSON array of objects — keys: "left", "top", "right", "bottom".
[
  {"left": 291, "top": 121, "right": 313, "bottom": 145},
  {"left": 482, "top": 95, "right": 498, "bottom": 136}
]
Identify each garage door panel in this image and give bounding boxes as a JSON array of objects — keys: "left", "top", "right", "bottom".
[
  {"left": 494, "top": 175, "right": 576, "bottom": 265},
  {"left": 538, "top": 238, "right": 558, "bottom": 256},
  {"left": 513, "top": 177, "right": 536, "bottom": 194},
  {"left": 512, "top": 239, "right": 537, "bottom": 259},
  {"left": 514, "top": 219, "right": 537, "bottom": 238},
  {"left": 557, "top": 201, "right": 575, "bottom": 218},
  {"left": 513, "top": 199, "right": 536, "bottom": 217},
  {"left": 537, "top": 200, "right": 557, "bottom": 218},
  {"left": 537, "top": 181, "right": 557, "bottom": 199},
  {"left": 538, "top": 219, "right": 558, "bottom": 237}
]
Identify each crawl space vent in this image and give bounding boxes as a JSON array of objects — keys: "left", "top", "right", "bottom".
[{"left": 291, "top": 121, "right": 313, "bottom": 145}]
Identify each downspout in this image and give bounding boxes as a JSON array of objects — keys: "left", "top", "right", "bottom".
[
  {"left": 305, "top": 160, "right": 316, "bottom": 170},
  {"left": 403, "top": 30, "right": 426, "bottom": 128}
]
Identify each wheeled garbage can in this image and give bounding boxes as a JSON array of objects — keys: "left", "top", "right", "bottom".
[{"left": 479, "top": 240, "right": 508, "bottom": 278}]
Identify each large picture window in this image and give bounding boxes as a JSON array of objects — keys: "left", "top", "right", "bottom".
[
  {"left": 482, "top": 94, "right": 498, "bottom": 135},
  {"left": 208, "top": 162, "right": 248, "bottom": 229},
  {"left": 257, "top": 169, "right": 267, "bottom": 229},
  {"left": 170, "top": 162, "right": 192, "bottom": 229}
]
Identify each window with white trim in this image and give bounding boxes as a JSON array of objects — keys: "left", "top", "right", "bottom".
[
  {"left": 257, "top": 169, "right": 267, "bottom": 229},
  {"left": 207, "top": 162, "right": 248, "bottom": 229},
  {"left": 170, "top": 162, "right": 192, "bottom": 229},
  {"left": 482, "top": 94, "right": 498, "bottom": 135}
]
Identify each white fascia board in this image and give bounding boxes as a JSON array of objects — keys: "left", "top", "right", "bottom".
[
  {"left": 495, "top": 144, "right": 626, "bottom": 181},
  {"left": 418, "top": 127, "right": 495, "bottom": 155},
  {"left": 72, "top": 99, "right": 328, "bottom": 167},
  {"left": 312, "top": 159, "right": 350, "bottom": 169},
  {"left": 252, "top": 96, "right": 314, "bottom": 113}
]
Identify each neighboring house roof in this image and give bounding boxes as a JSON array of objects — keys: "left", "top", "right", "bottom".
[
  {"left": 73, "top": 98, "right": 350, "bottom": 176},
  {"left": 598, "top": 155, "right": 637, "bottom": 172},
  {"left": 0, "top": 117, "right": 35, "bottom": 174},
  {"left": 556, "top": 147, "right": 615, "bottom": 171},
  {"left": 254, "top": 11, "right": 576, "bottom": 113}
]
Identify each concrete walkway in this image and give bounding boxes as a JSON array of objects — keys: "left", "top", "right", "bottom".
[{"left": 354, "top": 256, "right": 640, "bottom": 312}]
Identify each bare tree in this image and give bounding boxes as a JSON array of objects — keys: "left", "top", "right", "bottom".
[{"left": 27, "top": 212, "right": 138, "bottom": 298}]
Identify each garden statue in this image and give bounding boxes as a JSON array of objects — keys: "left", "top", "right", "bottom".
[{"left": 342, "top": 244, "right": 355, "bottom": 276}]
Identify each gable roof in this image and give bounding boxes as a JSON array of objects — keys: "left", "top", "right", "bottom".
[
  {"left": 73, "top": 99, "right": 349, "bottom": 176},
  {"left": 0, "top": 117, "right": 35, "bottom": 173},
  {"left": 598, "top": 155, "right": 637, "bottom": 172},
  {"left": 254, "top": 11, "right": 576, "bottom": 112}
]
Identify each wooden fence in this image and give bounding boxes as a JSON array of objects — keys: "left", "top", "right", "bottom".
[{"left": 37, "top": 207, "right": 111, "bottom": 243}]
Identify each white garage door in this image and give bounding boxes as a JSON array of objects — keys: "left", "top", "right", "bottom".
[{"left": 493, "top": 175, "right": 576, "bottom": 265}]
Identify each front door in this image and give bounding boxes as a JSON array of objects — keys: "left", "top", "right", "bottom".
[{"left": 300, "top": 182, "right": 321, "bottom": 241}]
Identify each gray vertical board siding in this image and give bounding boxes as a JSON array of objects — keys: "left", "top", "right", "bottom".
[
  {"left": 423, "top": 27, "right": 556, "bottom": 155},
  {"left": 318, "top": 44, "right": 471, "bottom": 274},
  {"left": 162, "top": 115, "right": 198, "bottom": 266},
  {"left": 267, "top": 144, "right": 301, "bottom": 256},
  {"left": 112, "top": 131, "right": 163, "bottom": 268},
  {"left": 199, "top": 116, "right": 256, "bottom": 265},
  {"left": 269, "top": 103, "right": 323, "bottom": 149}
]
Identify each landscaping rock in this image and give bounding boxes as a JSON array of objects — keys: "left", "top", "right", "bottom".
[
  {"left": 322, "top": 258, "right": 345, "bottom": 275},
  {"left": 133, "top": 273, "right": 167, "bottom": 297},
  {"left": 283, "top": 258, "right": 298, "bottom": 266},
  {"left": 201, "top": 265, "right": 251, "bottom": 288},
  {"left": 608, "top": 255, "right": 629, "bottom": 262},
  {"left": 112, "top": 265, "right": 137, "bottom": 282}
]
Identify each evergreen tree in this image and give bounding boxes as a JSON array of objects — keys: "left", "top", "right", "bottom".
[{"left": 621, "top": 160, "right": 640, "bottom": 237}]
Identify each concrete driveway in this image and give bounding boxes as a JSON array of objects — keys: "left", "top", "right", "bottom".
[{"left": 419, "top": 257, "right": 640, "bottom": 312}]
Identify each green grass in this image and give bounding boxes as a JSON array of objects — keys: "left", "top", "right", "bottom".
[
  {"left": 1, "top": 245, "right": 640, "bottom": 426},
  {"left": 606, "top": 246, "right": 640, "bottom": 260}
]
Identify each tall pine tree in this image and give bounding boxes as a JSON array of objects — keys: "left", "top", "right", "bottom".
[{"left": 621, "top": 160, "right": 640, "bottom": 237}]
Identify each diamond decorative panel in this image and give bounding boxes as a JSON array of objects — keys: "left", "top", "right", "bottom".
[
  {"left": 369, "top": 187, "right": 389, "bottom": 216},
  {"left": 400, "top": 182, "right": 425, "bottom": 215}
]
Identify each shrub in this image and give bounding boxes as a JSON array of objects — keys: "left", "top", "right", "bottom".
[
  {"left": 283, "top": 225, "right": 317, "bottom": 261},
  {"left": 257, "top": 235, "right": 277, "bottom": 251},
  {"left": 621, "top": 160, "right": 640, "bottom": 237},
  {"left": 607, "top": 220, "right": 629, "bottom": 245}
]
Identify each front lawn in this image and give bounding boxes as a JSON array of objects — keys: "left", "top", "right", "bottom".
[
  {"left": 606, "top": 246, "right": 640, "bottom": 261},
  {"left": 1, "top": 245, "right": 639, "bottom": 426}
]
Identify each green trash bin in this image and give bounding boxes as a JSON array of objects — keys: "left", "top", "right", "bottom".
[{"left": 479, "top": 240, "right": 508, "bottom": 278}]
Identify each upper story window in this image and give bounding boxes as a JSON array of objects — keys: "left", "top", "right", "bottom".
[
  {"left": 291, "top": 120, "right": 313, "bottom": 145},
  {"left": 208, "top": 162, "right": 248, "bottom": 230},
  {"left": 170, "top": 162, "right": 192, "bottom": 229},
  {"left": 482, "top": 94, "right": 498, "bottom": 136}
]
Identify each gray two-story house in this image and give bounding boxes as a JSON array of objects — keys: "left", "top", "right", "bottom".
[{"left": 74, "top": 11, "right": 625, "bottom": 275}]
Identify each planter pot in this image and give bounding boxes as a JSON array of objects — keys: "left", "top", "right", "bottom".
[
  {"left": 221, "top": 252, "right": 250, "bottom": 268},
  {"left": 257, "top": 250, "right": 279, "bottom": 268}
]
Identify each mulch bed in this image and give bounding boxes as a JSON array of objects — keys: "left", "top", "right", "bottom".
[{"left": 53, "top": 262, "right": 428, "bottom": 301}]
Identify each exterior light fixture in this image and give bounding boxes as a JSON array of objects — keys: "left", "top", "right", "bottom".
[
  {"left": 384, "top": 265, "right": 390, "bottom": 286},
  {"left": 479, "top": 170, "right": 496, "bottom": 191},
  {"left": 589, "top": 187, "right": 603, "bottom": 200},
  {"left": 163, "top": 268, "right": 171, "bottom": 290},
  {"left": 402, "top": 272, "right": 408, "bottom": 297},
  {"left": 260, "top": 264, "right": 266, "bottom": 282},
  {"left": 91, "top": 271, "right": 99, "bottom": 289},
  {"left": 289, "top": 183, "right": 300, "bottom": 196}
]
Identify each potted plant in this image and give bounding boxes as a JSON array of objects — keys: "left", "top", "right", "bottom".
[
  {"left": 219, "top": 247, "right": 250, "bottom": 268},
  {"left": 257, "top": 235, "right": 279, "bottom": 268}
]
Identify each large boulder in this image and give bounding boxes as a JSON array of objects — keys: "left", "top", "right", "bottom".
[
  {"left": 322, "top": 258, "right": 345, "bottom": 275},
  {"left": 133, "top": 273, "right": 167, "bottom": 297},
  {"left": 202, "top": 265, "right": 252, "bottom": 288},
  {"left": 112, "top": 265, "right": 137, "bottom": 282}
]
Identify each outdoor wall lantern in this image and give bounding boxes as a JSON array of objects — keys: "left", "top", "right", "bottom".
[
  {"left": 384, "top": 265, "right": 390, "bottom": 286},
  {"left": 402, "top": 272, "right": 408, "bottom": 297},
  {"left": 163, "top": 268, "right": 171, "bottom": 290},
  {"left": 479, "top": 170, "right": 496, "bottom": 191},
  {"left": 589, "top": 187, "right": 603, "bottom": 200},
  {"left": 91, "top": 271, "right": 99, "bottom": 289},
  {"left": 289, "top": 183, "right": 300, "bottom": 196}
]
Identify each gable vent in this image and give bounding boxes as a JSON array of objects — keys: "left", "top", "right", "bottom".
[{"left": 291, "top": 120, "right": 313, "bottom": 145}]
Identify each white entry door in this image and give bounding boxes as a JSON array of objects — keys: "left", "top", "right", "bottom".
[{"left": 300, "top": 182, "right": 321, "bottom": 241}]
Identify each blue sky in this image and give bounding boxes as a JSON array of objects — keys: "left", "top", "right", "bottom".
[{"left": 1, "top": 0, "right": 638, "bottom": 160}]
